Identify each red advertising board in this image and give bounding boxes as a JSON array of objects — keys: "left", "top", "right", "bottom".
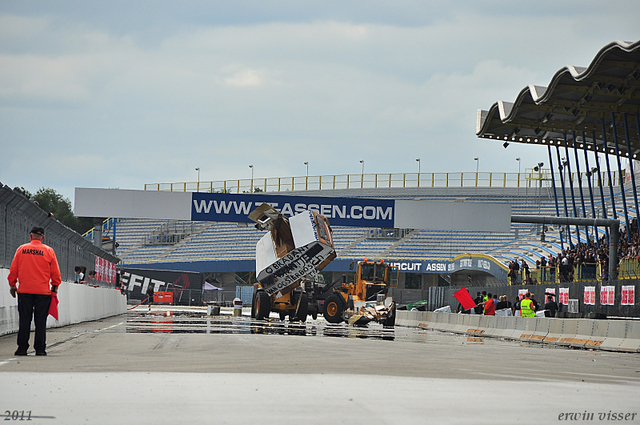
[
  {"left": 95, "top": 257, "right": 116, "bottom": 284},
  {"left": 621, "top": 286, "right": 635, "bottom": 306},
  {"left": 559, "top": 288, "right": 569, "bottom": 305},
  {"left": 600, "top": 286, "right": 615, "bottom": 306},
  {"left": 583, "top": 286, "right": 595, "bottom": 305}
]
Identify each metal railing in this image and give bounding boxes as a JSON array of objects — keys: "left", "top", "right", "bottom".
[
  {"left": 516, "top": 262, "right": 629, "bottom": 284},
  {"left": 144, "top": 169, "right": 621, "bottom": 194}
]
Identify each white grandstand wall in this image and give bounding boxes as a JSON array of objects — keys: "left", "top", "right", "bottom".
[{"left": 0, "top": 268, "right": 127, "bottom": 337}]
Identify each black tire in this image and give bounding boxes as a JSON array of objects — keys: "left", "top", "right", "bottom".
[
  {"left": 255, "top": 290, "right": 271, "bottom": 320},
  {"left": 293, "top": 292, "right": 309, "bottom": 322},
  {"left": 323, "top": 294, "right": 344, "bottom": 323},
  {"left": 250, "top": 290, "right": 257, "bottom": 319},
  {"left": 383, "top": 302, "right": 396, "bottom": 327}
]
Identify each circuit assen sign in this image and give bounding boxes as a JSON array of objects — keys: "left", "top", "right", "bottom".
[{"left": 386, "top": 256, "right": 508, "bottom": 281}]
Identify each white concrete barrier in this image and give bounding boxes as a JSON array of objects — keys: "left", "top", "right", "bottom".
[
  {"left": 619, "top": 321, "right": 640, "bottom": 352},
  {"left": 396, "top": 310, "right": 640, "bottom": 353},
  {"left": 465, "top": 315, "right": 482, "bottom": 335},
  {"left": 1, "top": 268, "right": 127, "bottom": 337},
  {"left": 586, "top": 319, "right": 609, "bottom": 349},
  {"left": 599, "top": 320, "right": 626, "bottom": 351},
  {"left": 556, "top": 318, "right": 579, "bottom": 347},
  {"left": 543, "top": 318, "right": 564, "bottom": 344},
  {"left": 505, "top": 316, "right": 528, "bottom": 340},
  {"left": 521, "top": 317, "right": 550, "bottom": 344}
]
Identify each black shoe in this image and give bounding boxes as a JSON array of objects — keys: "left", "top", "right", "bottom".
[
  {"left": 14, "top": 349, "right": 28, "bottom": 356},
  {"left": 36, "top": 351, "right": 47, "bottom": 356}
]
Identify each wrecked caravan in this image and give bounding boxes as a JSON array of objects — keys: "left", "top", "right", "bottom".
[{"left": 249, "top": 203, "right": 336, "bottom": 321}]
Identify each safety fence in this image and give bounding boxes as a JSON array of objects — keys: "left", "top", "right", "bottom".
[
  {"left": 396, "top": 311, "right": 640, "bottom": 353},
  {"left": 438, "top": 281, "right": 639, "bottom": 317},
  {"left": 514, "top": 259, "right": 640, "bottom": 285},
  {"left": 0, "top": 184, "right": 118, "bottom": 283},
  {"left": 144, "top": 169, "right": 621, "bottom": 194}
]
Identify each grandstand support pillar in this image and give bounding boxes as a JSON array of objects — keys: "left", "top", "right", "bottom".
[
  {"left": 563, "top": 134, "right": 580, "bottom": 244},
  {"left": 611, "top": 112, "right": 631, "bottom": 241},
  {"left": 623, "top": 113, "right": 640, "bottom": 227},
  {"left": 93, "top": 218, "right": 103, "bottom": 249},
  {"left": 582, "top": 131, "right": 600, "bottom": 246},
  {"left": 593, "top": 130, "right": 610, "bottom": 243},
  {"left": 547, "top": 144, "right": 561, "bottom": 216},
  {"left": 511, "top": 215, "right": 619, "bottom": 282},
  {"left": 572, "top": 130, "right": 590, "bottom": 242},
  {"left": 601, "top": 118, "right": 618, "bottom": 221},
  {"left": 555, "top": 145, "right": 571, "bottom": 248}
]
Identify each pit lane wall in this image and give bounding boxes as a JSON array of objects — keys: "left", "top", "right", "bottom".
[
  {"left": 396, "top": 310, "right": 640, "bottom": 352},
  {"left": 0, "top": 269, "right": 127, "bottom": 337}
]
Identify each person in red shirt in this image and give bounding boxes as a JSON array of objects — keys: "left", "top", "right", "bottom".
[
  {"left": 7, "top": 227, "right": 61, "bottom": 356},
  {"left": 479, "top": 292, "right": 496, "bottom": 316}
]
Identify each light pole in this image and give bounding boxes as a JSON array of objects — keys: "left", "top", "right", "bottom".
[
  {"left": 304, "top": 161, "right": 309, "bottom": 190},
  {"left": 591, "top": 167, "right": 598, "bottom": 188},
  {"left": 473, "top": 157, "right": 479, "bottom": 186},
  {"left": 249, "top": 164, "right": 254, "bottom": 192},
  {"left": 534, "top": 162, "right": 544, "bottom": 216},
  {"left": 359, "top": 160, "right": 364, "bottom": 188},
  {"left": 416, "top": 158, "right": 421, "bottom": 186},
  {"left": 195, "top": 167, "right": 200, "bottom": 191}
]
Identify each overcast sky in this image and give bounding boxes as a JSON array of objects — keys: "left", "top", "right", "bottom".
[{"left": 1, "top": 0, "right": 639, "bottom": 204}]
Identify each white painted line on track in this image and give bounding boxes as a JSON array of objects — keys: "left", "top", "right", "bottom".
[
  {"left": 0, "top": 357, "right": 18, "bottom": 368},
  {"left": 93, "top": 322, "right": 124, "bottom": 332}
]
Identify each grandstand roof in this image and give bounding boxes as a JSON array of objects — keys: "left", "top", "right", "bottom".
[{"left": 476, "top": 40, "right": 640, "bottom": 158}]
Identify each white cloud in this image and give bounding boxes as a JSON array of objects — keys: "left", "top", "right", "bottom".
[{"left": 0, "top": 2, "right": 639, "bottom": 203}]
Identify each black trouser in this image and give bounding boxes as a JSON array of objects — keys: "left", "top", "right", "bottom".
[{"left": 17, "top": 293, "right": 52, "bottom": 353}]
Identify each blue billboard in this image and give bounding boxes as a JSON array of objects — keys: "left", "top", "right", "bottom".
[{"left": 191, "top": 192, "right": 395, "bottom": 228}]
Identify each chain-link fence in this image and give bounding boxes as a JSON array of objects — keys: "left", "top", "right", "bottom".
[{"left": 0, "top": 184, "right": 119, "bottom": 283}]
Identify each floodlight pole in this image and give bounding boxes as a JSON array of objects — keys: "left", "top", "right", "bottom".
[{"left": 511, "top": 215, "right": 619, "bottom": 281}]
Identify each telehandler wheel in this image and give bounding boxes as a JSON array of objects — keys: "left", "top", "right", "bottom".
[
  {"left": 250, "top": 290, "right": 257, "bottom": 319},
  {"left": 323, "top": 294, "right": 344, "bottom": 323},
  {"left": 255, "top": 290, "right": 271, "bottom": 320},
  {"left": 293, "top": 292, "right": 309, "bottom": 322}
]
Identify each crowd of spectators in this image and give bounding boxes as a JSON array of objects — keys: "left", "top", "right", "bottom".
[
  {"left": 458, "top": 290, "right": 559, "bottom": 317},
  {"left": 520, "top": 219, "right": 640, "bottom": 283}
]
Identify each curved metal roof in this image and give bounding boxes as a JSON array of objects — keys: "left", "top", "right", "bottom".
[{"left": 476, "top": 40, "right": 640, "bottom": 158}]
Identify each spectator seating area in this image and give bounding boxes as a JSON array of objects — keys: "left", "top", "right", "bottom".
[{"left": 110, "top": 180, "right": 639, "bottom": 269}]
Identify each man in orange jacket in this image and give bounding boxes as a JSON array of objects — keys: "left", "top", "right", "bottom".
[{"left": 8, "top": 227, "right": 61, "bottom": 356}]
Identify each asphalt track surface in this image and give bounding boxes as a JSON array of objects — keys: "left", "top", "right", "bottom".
[{"left": 1, "top": 307, "right": 639, "bottom": 425}]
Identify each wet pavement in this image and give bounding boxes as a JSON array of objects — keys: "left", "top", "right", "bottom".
[
  {"left": 125, "top": 309, "right": 402, "bottom": 341},
  {"left": 1, "top": 307, "right": 639, "bottom": 424}
]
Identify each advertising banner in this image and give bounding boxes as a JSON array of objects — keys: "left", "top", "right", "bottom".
[
  {"left": 621, "top": 286, "right": 635, "bottom": 306},
  {"left": 600, "top": 286, "right": 615, "bottom": 306},
  {"left": 518, "top": 289, "right": 528, "bottom": 300},
  {"left": 559, "top": 288, "right": 569, "bottom": 305},
  {"left": 583, "top": 286, "right": 596, "bottom": 305},
  {"left": 95, "top": 257, "right": 116, "bottom": 283},
  {"left": 121, "top": 268, "right": 204, "bottom": 305},
  {"left": 192, "top": 192, "right": 395, "bottom": 228}
]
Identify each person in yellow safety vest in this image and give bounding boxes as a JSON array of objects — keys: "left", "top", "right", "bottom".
[
  {"left": 520, "top": 292, "right": 536, "bottom": 317},
  {"left": 481, "top": 291, "right": 488, "bottom": 314}
]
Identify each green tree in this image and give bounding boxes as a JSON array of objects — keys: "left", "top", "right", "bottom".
[
  {"left": 13, "top": 186, "right": 33, "bottom": 199},
  {"left": 32, "top": 188, "right": 94, "bottom": 234}
]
